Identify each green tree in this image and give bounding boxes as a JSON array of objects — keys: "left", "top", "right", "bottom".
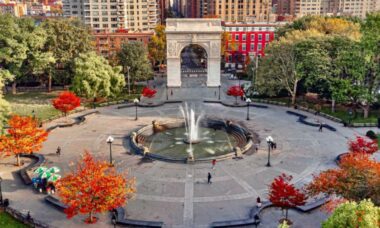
[
  {"left": 148, "top": 25, "right": 166, "bottom": 66},
  {"left": 41, "top": 18, "right": 93, "bottom": 91},
  {"left": 0, "top": 15, "right": 29, "bottom": 94},
  {"left": 72, "top": 52, "right": 126, "bottom": 99},
  {"left": 0, "top": 70, "right": 12, "bottom": 130},
  {"left": 322, "top": 199, "right": 380, "bottom": 228},
  {"left": 118, "top": 42, "right": 153, "bottom": 83},
  {"left": 256, "top": 38, "right": 330, "bottom": 105}
]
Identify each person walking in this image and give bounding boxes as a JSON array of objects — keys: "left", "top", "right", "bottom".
[
  {"left": 207, "top": 172, "right": 212, "bottom": 184},
  {"left": 319, "top": 122, "right": 323, "bottom": 132},
  {"left": 256, "top": 197, "right": 262, "bottom": 208},
  {"left": 212, "top": 159, "right": 216, "bottom": 169},
  {"left": 56, "top": 146, "right": 61, "bottom": 156}
]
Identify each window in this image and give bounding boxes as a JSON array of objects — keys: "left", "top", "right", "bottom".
[
  {"left": 235, "top": 34, "right": 239, "bottom": 41},
  {"left": 258, "top": 43, "right": 262, "bottom": 50},
  {"left": 228, "top": 44, "right": 232, "bottom": 51},
  {"left": 258, "top": 34, "right": 262, "bottom": 41},
  {"left": 242, "top": 43, "right": 246, "bottom": 51},
  {"left": 228, "top": 34, "right": 232, "bottom": 40},
  {"left": 250, "top": 44, "right": 254, "bottom": 51},
  {"left": 265, "top": 34, "right": 270, "bottom": 41},
  {"left": 228, "top": 55, "right": 232, "bottom": 62},
  {"left": 250, "top": 34, "right": 255, "bottom": 40},
  {"left": 242, "top": 34, "right": 246, "bottom": 41}
]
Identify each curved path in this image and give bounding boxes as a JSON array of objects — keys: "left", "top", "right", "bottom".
[{"left": 0, "top": 102, "right": 368, "bottom": 228}]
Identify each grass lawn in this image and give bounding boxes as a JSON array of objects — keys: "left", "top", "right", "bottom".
[
  {"left": 0, "top": 212, "right": 29, "bottom": 228},
  {"left": 256, "top": 96, "right": 379, "bottom": 124},
  {"left": 4, "top": 91, "right": 62, "bottom": 121}
]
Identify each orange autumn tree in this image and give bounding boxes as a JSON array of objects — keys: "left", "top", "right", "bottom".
[
  {"left": 307, "top": 153, "right": 380, "bottom": 207},
  {"left": 56, "top": 151, "right": 136, "bottom": 224},
  {"left": 0, "top": 115, "right": 48, "bottom": 166},
  {"left": 268, "top": 174, "right": 307, "bottom": 224},
  {"left": 52, "top": 91, "right": 81, "bottom": 116}
]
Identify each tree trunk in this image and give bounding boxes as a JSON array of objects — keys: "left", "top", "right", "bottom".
[
  {"left": 47, "top": 74, "right": 52, "bottom": 93},
  {"left": 16, "top": 154, "right": 20, "bottom": 166},
  {"left": 285, "top": 208, "right": 288, "bottom": 220},
  {"left": 89, "top": 211, "right": 93, "bottom": 223},
  {"left": 291, "top": 80, "right": 298, "bottom": 106},
  {"left": 331, "top": 99, "right": 336, "bottom": 113},
  {"left": 363, "top": 105, "right": 369, "bottom": 119},
  {"left": 12, "top": 81, "right": 17, "bottom": 95}
]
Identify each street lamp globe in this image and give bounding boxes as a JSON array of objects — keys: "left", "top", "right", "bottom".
[
  {"left": 106, "top": 136, "right": 114, "bottom": 144},
  {"left": 266, "top": 136, "right": 273, "bottom": 143},
  {"left": 133, "top": 98, "right": 139, "bottom": 104},
  {"left": 246, "top": 98, "right": 251, "bottom": 103}
]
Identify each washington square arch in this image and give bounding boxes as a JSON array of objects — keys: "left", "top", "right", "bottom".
[{"left": 165, "top": 19, "right": 222, "bottom": 88}]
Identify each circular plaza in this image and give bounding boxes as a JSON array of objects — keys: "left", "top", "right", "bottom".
[{"left": 0, "top": 98, "right": 367, "bottom": 228}]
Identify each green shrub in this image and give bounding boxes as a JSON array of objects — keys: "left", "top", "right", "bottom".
[{"left": 366, "top": 130, "right": 377, "bottom": 140}]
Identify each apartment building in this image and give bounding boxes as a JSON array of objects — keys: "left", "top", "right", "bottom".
[
  {"left": 63, "top": 0, "right": 160, "bottom": 32},
  {"left": 214, "top": 0, "right": 274, "bottom": 22},
  {"left": 223, "top": 22, "right": 285, "bottom": 66},
  {"left": 0, "top": 2, "right": 27, "bottom": 17},
  {"left": 276, "top": 0, "right": 379, "bottom": 19}
]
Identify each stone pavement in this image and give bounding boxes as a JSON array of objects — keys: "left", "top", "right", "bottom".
[{"left": 0, "top": 100, "right": 374, "bottom": 228}]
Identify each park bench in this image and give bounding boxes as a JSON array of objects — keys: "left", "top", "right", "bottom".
[
  {"left": 211, "top": 218, "right": 260, "bottom": 227},
  {"left": 44, "top": 195, "right": 68, "bottom": 211},
  {"left": 18, "top": 154, "right": 46, "bottom": 185},
  {"left": 115, "top": 207, "right": 164, "bottom": 228}
]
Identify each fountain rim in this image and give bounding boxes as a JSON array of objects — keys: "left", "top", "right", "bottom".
[{"left": 129, "top": 118, "right": 255, "bottom": 163}]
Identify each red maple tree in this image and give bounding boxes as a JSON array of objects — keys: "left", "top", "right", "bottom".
[
  {"left": 52, "top": 91, "right": 81, "bottom": 116},
  {"left": 348, "top": 136, "right": 378, "bottom": 155},
  {"left": 307, "top": 153, "right": 380, "bottom": 207},
  {"left": 227, "top": 85, "right": 244, "bottom": 104},
  {"left": 0, "top": 115, "right": 48, "bottom": 166},
  {"left": 141, "top": 87, "right": 157, "bottom": 98},
  {"left": 268, "top": 173, "right": 307, "bottom": 223},
  {"left": 56, "top": 151, "right": 136, "bottom": 224}
]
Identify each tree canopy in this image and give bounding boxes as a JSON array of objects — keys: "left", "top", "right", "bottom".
[
  {"left": 148, "top": 25, "right": 166, "bottom": 66},
  {"left": 118, "top": 42, "right": 153, "bottom": 82},
  {"left": 322, "top": 199, "right": 380, "bottom": 228},
  {"left": 72, "top": 52, "right": 126, "bottom": 99}
]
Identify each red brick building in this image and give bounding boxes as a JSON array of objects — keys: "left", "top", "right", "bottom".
[
  {"left": 223, "top": 22, "right": 284, "bottom": 67},
  {"left": 93, "top": 29, "right": 153, "bottom": 60}
]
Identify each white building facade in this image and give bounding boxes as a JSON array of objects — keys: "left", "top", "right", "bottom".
[{"left": 63, "top": 0, "right": 160, "bottom": 32}]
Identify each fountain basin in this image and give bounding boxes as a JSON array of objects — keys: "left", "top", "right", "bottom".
[{"left": 130, "top": 119, "right": 255, "bottom": 163}]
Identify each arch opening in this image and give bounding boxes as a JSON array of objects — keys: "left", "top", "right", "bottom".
[{"left": 180, "top": 44, "right": 208, "bottom": 88}]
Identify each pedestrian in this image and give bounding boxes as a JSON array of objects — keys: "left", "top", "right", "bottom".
[
  {"left": 207, "top": 172, "right": 212, "bottom": 184},
  {"left": 256, "top": 197, "right": 262, "bottom": 208},
  {"left": 319, "top": 122, "right": 323, "bottom": 132},
  {"left": 56, "top": 146, "right": 61, "bottom": 156},
  {"left": 212, "top": 159, "right": 216, "bottom": 169}
]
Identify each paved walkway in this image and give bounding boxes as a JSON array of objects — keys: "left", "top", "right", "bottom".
[{"left": 0, "top": 94, "right": 375, "bottom": 228}]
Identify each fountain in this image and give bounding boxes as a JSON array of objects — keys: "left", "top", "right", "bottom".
[{"left": 130, "top": 104, "right": 255, "bottom": 163}]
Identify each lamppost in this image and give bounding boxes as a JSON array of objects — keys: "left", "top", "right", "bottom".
[
  {"left": 134, "top": 98, "right": 139, "bottom": 120},
  {"left": 126, "top": 66, "right": 131, "bottom": 95},
  {"left": 0, "top": 176, "right": 3, "bottom": 206},
  {"left": 32, "top": 109, "right": 35, "bottom": 119},
  {"left": 348, "top": 108, "right": 353, "bottom": 126},
  {"left": 106, "top": 136, "right": 114, "bottom": 166},
  {"left": 218, "top": 85, "right": 221, "bottom": 100},
  {"left": 266, "top": 136, "right": 273, "bottom": 167},
  {"left": 246, "top": 98, "right": 251, "bottom": 120},
  {"left": 166, "top": 85, "right": 169, "bottom": 101},
  {"left": 111, "top": 212, "right": 117, "bottom": 228}
]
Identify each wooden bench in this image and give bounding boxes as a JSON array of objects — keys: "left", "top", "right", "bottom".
[{"left": 211, "top": 218, "right": 259, "bottom": 227}]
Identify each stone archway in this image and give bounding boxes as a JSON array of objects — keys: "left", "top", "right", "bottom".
[{"left": 166, "top": 19, "right": 222, "bottom": 88}]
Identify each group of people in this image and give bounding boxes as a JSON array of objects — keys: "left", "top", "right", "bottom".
[{"left": 32, "top": 178, "right": 56, "bottom": 195}]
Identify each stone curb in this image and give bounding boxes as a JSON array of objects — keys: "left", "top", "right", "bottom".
[{"left": 46, "top": 111, "right": 99, "bottom": 132}]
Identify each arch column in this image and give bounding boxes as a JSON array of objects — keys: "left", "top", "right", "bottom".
[
  {"left": 167, "top": 58, "right": 181, "bottom": 87},
  {"left": 207, "top": 57, "right": 221, "bottom": 87}
]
